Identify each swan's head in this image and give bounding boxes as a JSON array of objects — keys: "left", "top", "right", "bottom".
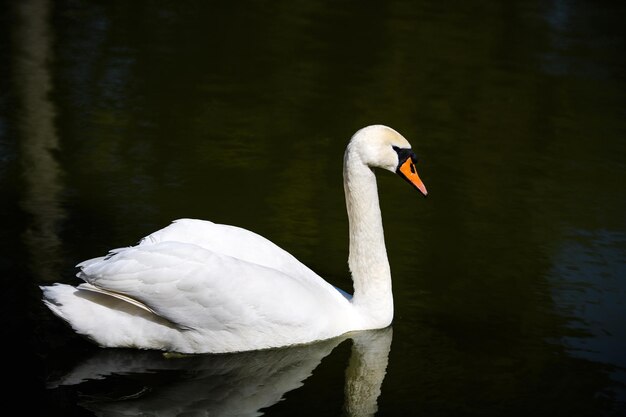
[{"left": 349, "top": 125, "right": 428, "bottom": 196}]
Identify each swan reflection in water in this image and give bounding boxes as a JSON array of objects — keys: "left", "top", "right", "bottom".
[{"left": 50, "top": 328, "right": 392, "bottom": 417}]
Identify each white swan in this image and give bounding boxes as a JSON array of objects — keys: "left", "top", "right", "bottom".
[{"left": 41, "top": 125, "right": 427, "bottom": 353}]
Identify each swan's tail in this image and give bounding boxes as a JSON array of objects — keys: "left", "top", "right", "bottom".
[
  {"left": 41, "top": 284, "right": 79, "bottom": 323},
  {"left": 41, "top": 284, "right": 186, "bottom": 351}
]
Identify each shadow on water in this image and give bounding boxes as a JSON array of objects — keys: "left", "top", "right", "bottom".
[
  {"left": 47, "top": 328, "right": 392, "bottom": 417},
  {"left": 13, "top": 0, "right": 66, "bottom": 281}
]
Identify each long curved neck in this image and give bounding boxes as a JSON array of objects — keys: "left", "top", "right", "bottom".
[{"left": 343, "top": 146, "right": 393, "bottom": 329}]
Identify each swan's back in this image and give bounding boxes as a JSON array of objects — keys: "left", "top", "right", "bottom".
[{"left": 138, "top": 219, "right": 323, "bottom": 286}]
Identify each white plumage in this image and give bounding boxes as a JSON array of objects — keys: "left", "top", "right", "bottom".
[{"left": 42, "top": 125, "right": 427, "bottom": 353}]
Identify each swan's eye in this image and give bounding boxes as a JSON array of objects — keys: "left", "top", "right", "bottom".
[{"left": 392, "top": 146, "right": 417, "bottom": 170}]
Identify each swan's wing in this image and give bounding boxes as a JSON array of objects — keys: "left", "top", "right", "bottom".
[
  {"left": 77, "top": 241, "right": 350, "bottom": 338},
  {"left": 138, "top": 219, "right": 322, "bottom": 286},
  {"left": 76, "top": 282, "right": 156, "bottom": 314}
]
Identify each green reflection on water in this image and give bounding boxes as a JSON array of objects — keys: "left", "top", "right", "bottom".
[{"left": 1, "top": 0, "right": 625, "bottom": 415}]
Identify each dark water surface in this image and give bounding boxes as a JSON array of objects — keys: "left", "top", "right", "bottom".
[{"left": 1, "top": 0, "right": 625, "bottom": 416}]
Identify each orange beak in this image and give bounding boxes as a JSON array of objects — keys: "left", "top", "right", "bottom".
[{"left": 398, "top": 158, "right": 428, "bottom": 196}]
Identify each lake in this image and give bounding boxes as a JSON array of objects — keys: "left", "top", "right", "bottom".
[{"left": 1, "top": 0, "right": 625, "bottom": 415}]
